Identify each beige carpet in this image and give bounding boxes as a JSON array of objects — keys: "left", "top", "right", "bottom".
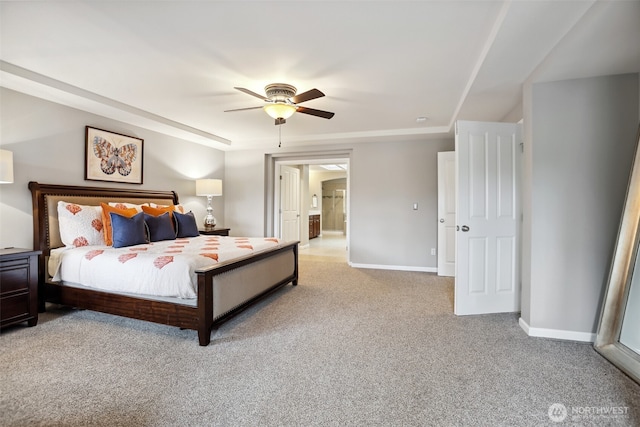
[{"left": 1, "top": 257, "right": 639, "bottom": 426}]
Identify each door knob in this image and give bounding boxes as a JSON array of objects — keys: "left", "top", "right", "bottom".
[
  {"left": 439, "top": 218, "right": 445, "bottom": 223},
  {"left": 461, "top": 225, "right": 470, "bottom": 232}
]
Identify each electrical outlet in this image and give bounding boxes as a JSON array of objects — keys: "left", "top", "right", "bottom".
[{"left": 431, "top": 248, "right": 436, "bottom": 256}]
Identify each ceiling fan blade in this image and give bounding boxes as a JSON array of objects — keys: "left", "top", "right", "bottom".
[
  {"left": 234, "top": 87, "right": 269, "bottom": 101},
  {"left": 224, "top": 106, "right": 263, "bottom": 112},
  {"left": 290, "top": 88, "right": 324, "bottom": 104},
  {"left": 296, "top": 106, "right": 335, "bottom": 119}
]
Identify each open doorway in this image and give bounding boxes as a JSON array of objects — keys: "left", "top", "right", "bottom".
[
  {"left": 270, "top": 154, "right": 350, "bottom": 263},
  {"left": 321, "top": 178, "right": 346, "bottom": 233},
  {"left": 306, "top": 169, "right": 347, "bottom": 262}
]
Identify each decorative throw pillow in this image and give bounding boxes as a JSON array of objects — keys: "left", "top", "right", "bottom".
[
  {"left": 144, "top": 212, "right": 176, "bottom": 242},
  {"left": 149, "top": 203, "right": 186, "bottom": 214},
  {"left": 108, "top": 202, "right": 149, "bottom": 211},
  {"left": 142, "top": 204, "right": 175, "bottom": 221},
  {"left": 110, "top": 212, "right": 147, "bottom": 248},
  {"left": 101, "top": 203, "right": 139, "bottom": 246},
  {"left": 57, "top": 201, "right": 105, "bottom": 247},
  {"left": 173, "top": 211, "right": 199, "bottom": 238}
]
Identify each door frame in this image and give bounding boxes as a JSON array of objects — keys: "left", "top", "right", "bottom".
[
  {"left": 437, "top": 151, "right": 456, "bottom": 277},
  {"left": 269, "top": 152, "right": 351, "bottom": 259}
]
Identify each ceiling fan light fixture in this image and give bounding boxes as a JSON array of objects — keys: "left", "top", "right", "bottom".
[
  {"left": 263, "top": 102, "right": 297, "bottom": 120},
  {"left": 227, "top": 84, "right": 334, "bottom": 122}
]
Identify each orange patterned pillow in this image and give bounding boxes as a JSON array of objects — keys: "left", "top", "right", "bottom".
[
  {"left": 141, "top": 204, "right": 177, "bottom": 222},
  {"left": 142, "top": 204, "right": 174, "bottom": 215},
  {"left": 100, "top": 203, "right": 139, "bottom": 246},
  {"left": 142, "top": 205, "right": 177, "bottom": 231},
  {"left": 108, "top": 202, "right": 149, "bottom": 211},
  {"left": 149, "top": 203, "right": 185, "bottom": 214}
]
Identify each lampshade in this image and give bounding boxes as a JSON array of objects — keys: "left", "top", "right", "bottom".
[
  {"left": 196, "top": 179, "right": 222, "bottom": 196},
  {"left": 0, "top": 149, "right": 14, "bottom": 184},
  {"left": 263, "top": 102, "right": 297, "bottom": 120}
]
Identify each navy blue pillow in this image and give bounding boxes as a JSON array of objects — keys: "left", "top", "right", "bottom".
[
  {"left": 110, "top": 212, "right": 147, "bottom": 248},
  {"left": 174, "top": 211, "right": 199, "bottom": 238},
  {"left": 144, "top": 212, "right": 176, "bottom": 242}
]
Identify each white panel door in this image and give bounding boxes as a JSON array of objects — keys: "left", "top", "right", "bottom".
[
  {"left": 455, "top": 120, "right": 520, "bottom": 315},
  {"left": 280, "top": 165, "right": 300, "bottom": 242},
  {"left": 437, "top": 151, "right": 456, "bottom": 277}
]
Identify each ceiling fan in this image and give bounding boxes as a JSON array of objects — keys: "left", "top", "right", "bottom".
[{"left": 224, "top": 83, "right": 335, "bottom": 125}]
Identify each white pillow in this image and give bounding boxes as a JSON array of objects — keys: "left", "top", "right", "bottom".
[{"left": 57, "top": 201, "right": 106, "bottom": 247}]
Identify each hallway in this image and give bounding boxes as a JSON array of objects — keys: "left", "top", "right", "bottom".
[{"left": 299, "top": 231, "right": 347, "bottom": 263}]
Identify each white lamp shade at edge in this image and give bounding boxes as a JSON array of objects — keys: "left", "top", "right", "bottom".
[{"left": 0, "top": 149, "right": 14, "bottom": 184}]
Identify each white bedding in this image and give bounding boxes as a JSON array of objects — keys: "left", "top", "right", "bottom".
[{"left": 48, "top": 236, "right": 280, "bottom": 299}]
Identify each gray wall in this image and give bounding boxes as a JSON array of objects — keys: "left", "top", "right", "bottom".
[
  {"left": 0, "top": 88, "right": 225, "bottom": 249},
  {"left": 224, "top": 149, "right": 267, "bottom": 238},
  {"left": 225, "top": 137, "right": 454, "bottom": 270},
  {"left": 521, "top": 73, "right": 639, "bottom": 337},
  {"left": 349, "top": 139, "right": 453, "bottom": 268}
]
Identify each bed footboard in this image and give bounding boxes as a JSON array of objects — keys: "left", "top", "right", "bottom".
[{"left": 196, "top": 241, "right": 298, "bottom": 346}]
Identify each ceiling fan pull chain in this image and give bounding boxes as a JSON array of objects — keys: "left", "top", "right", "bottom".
[{"left": 279, "top": 124, "right": 282, "bottom": 148}]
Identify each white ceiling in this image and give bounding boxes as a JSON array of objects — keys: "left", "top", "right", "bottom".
[{"left": 1, "top": 1, "right": 638, "bottom": 151}]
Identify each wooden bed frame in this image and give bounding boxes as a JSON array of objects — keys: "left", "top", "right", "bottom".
[{"left": 29, "top": 182, "right": 298, "bottom": 346}]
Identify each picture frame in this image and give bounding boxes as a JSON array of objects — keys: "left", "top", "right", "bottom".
[{"left": 85, "top": 126, "right": 143, "bottom": 184}]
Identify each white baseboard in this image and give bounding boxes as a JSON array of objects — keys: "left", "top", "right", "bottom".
[
  {"left": 348, "top": 262, "right": 437, "bottom": 273},
  {"left": 519, "top": 317, "right": 596, "bottom": 343}
]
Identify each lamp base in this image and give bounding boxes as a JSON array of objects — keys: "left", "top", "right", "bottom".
[{"left": 203, "top": 215, "right": 217, "bottom": 230}]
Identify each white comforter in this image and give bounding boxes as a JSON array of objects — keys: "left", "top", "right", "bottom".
[{"left": 48, "top": 236, "right": 280, "bottom": 299}]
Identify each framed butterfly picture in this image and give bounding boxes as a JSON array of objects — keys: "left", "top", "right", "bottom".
[{"left": 85, "top": 126, "right": 144, "bottom": 184}]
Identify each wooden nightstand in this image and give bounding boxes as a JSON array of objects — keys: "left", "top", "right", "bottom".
[
  {"left": 0, "top": 248, "right": 41, "bottom": 329},
  {"left": 199, "top": 228, "right": 230, "bottom": 236}
]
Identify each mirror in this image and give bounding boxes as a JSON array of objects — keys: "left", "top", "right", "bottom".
[
  {"left": 620, "top": 259, "right": 640, "bottom": 353},
  {"left": 595, "top": 125, "right": 640, "bottom": 384}
]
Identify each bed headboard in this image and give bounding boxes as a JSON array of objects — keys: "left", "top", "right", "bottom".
[{"left": 29, "top": 182, "right": 179, "bottom": 256}]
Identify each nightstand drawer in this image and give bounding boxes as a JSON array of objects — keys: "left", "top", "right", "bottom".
[
  {"left": 1, "top": 293, "right": 30, "bottom": 322},
  {"left": 0, "top": 248, "right": 41, "bottom": 329},
  {"left": 1, "top": 264, "right": 32, "bottom": 293}
]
